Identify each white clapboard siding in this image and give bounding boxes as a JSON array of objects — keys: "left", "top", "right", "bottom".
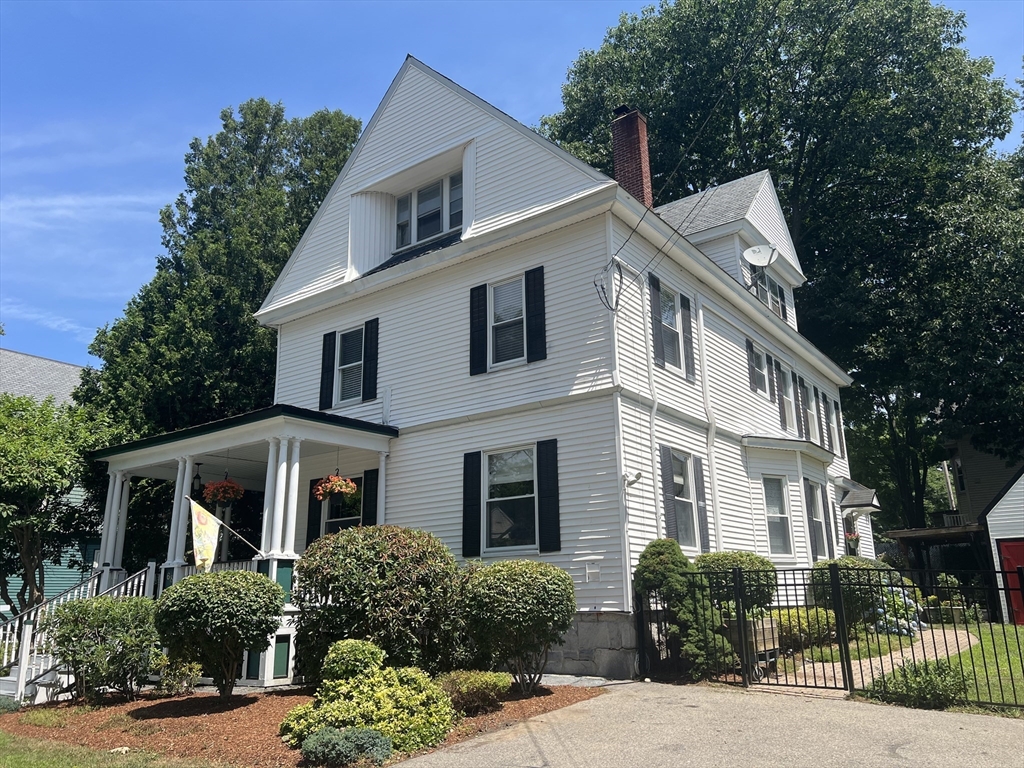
[
  {"left": 697, "top": 234, "right": 742, "bottom": 284},
  {"left": 745, "top": 177, "right": 803, "bottom": 281},
  {"left": 619, "top": 398, "right": 660, "bottom": 569},
  {"left": 745, "top": 447, "right": 812, "bottom": 568},
  {"left": 987, "top": 472, "right": 1023, "bottom": 623},
  {"left": 276, "top": 217, "right": 613, "bottom": 427},
  {"left": 714, "top": 436, "right": 765, "bottom": 554}
]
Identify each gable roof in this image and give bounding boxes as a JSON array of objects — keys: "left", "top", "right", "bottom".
[
  {"left": 978, "top": 463, "right": 1024, "bottom": 524},
  {"left": 0, "top": 348, "right": 83, "bottom": 404}
]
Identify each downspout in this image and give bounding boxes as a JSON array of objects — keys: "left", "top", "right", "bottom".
[{"left": 696, "top": 296, "right": 723, "bottom": 551}]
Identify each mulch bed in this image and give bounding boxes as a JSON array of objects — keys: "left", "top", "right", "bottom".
[{"left": 0, "top": 685, "right": 603, "bottom": 767}]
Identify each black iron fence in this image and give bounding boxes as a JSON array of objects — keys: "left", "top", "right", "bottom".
[{"left": 635, "top": 565, "right": 1024, "bottom": 708}]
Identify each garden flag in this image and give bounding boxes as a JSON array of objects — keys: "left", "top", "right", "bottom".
[{"left": 187, "top": 497, "right": 222, "bottom": 572}]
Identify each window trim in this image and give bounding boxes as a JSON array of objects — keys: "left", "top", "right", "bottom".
[
  {"left": 320, "top": 475, "right": 364, "bottom": 537},
  {"left": 488, "top": 275, "right": 526, "bottom": 369},
  {"left": 780, "top": 365, "right": 796, "bottom": 431},
  {"left": 804, "top": 478, "right": 828, "bottom": 561},
  {"left": 482, "top": 444, "right": 539, "bottom": 554},
  {"left": 754, "top": 267, "right": 787, "bottom": 319},
  {"left": 826, "top": 399, "right": 839, "bottom": 452},
  {"left": 669, "top": 448, "right": 700, "bottom": 551},
  {"left": 799, "top": 380, "right": 819, "bottom": 443},
  {"left": 393, "top": 171, "right": 463, "bottom": 253},
  {"left": 658, "top": 285, "right": 682, "bottom": 370},
  {"left": 334, "top": 326, "right": 364, "bottom": 407},
  {"left": 752, "top": 345, "right": 768, "bottom": 395},
  {"left": 763, "top": 475, "right": 794, "bottom": 557}
]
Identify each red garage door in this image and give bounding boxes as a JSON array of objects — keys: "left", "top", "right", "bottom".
[{"left": 998, "top": 539, "right": 1024, "bottom": 625}]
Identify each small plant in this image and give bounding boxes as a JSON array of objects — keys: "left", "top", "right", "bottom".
[
  {"left": 321, "top": 639, "right": 386, "bottom": 681},
  {"left": 0, "top": 696, "right": 21, "bottom": 713},
  {"left": 152, "top": 652, "right": 203, "bottom": 696},
  {"left": 154, "top": 569, "right": 285, "bottom": 699},
  {"left": 775, "top": 607, "right": 836, "bottom": 652},
  {"left": 301, "top": 726, "right": 393, "bottom": 767},
  {"left": 19, "top": 708, "right": 68, "bottom": 728},
  {"left": 465, "top": 560, "right": 576, "bottom": 693},
  {"left": 202, "top": 478, "right": 245, "bottom": 504},
  {"left": 695, "top": 550, "right": 778, "bottom": 611},
  {"left": 867, "top": 660, "right": 967, "bottom": 709},
  {"left": 435, "top": 670, "right": 513, "bottom": 714}
]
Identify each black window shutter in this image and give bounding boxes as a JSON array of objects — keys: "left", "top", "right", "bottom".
[
  {"left": 361, "top": 468, "right": 379, "bottom": 526},
  {"left": 319, "top": 333, "right": 336, "bottom": 410},
  {"left": 805, "top": 480, "right": 819, "bottom": 561},
  {"left": 834, "top": 400, "right": 846, "bottom": 458},
  {"left": 361, "top": 318, "right": 379, "bottom": 401},
  {"left": 305, "top": 478, "right": 322, "bottom": 548},
  {"left": 649, "top": 274, "right": 665, "bottom": 369},
  {"left": 680, "top": 295, "right": 695, "bottom": 382},
  {"left": 693, "top": 456, "right": 711, "bottom": 553},
  {"left": 745, "top": 339, "right": 757, "bottom": 392},
  {"left": 537, "top": 439, "right": 560, "bottom": 552},
  {"left": 824, "top": 399, "right": 834, "bottom": 452},
  {"left": 814, "top": 387, "right": 826, "bottom": 449},
  {"left": 469, "top": 285, "right": 488, "bottom": 376},
  {"left": 462, "top": 452, "right": 482, "bottom": 557},
  {"left": 659, "top": 444, "right": 678, "bottom": 541},
  {"left": 766, "top": 354, "right": 777, "bottom": 403},
  {"left": 525, "top": 266, "right": 547, "bottom": 363},
  {"left": 778, "top": 285, "right": 788, "bottom": 322},
  {"left": 793, "top": 372, "right": 804, "bottom": 438},
  {"left": 798, "top": 376, "right": 810, "bottom": 438},
  {"left": 823, "top": 486, "right": 835, "bottom": 559},
  {"left": 775, "top": 360, "right": 787, "bottom": 430}
]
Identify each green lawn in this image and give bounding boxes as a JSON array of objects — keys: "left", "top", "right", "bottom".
[
  {"left": 950, "top": 624, "right": 1024, "bottom": 706},
  {"left": 805, "top": 625, "right": 915, "bottom": 662},
  {"left": 0, "top": 731, "right": 223, "bottom": 768}
]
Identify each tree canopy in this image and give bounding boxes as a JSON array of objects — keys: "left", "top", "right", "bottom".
[{"left": 542, "top": 0, "right": 1022, "bottom": 528}]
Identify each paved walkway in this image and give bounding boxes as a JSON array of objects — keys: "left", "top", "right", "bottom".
[{"left": 404, "top": 681, "right": 1024, "bottom": 768}]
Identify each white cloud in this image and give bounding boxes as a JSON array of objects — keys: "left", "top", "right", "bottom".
[
  {"left": 0, "top": 299, "right": 96, "bottom": 344},
  {"left": 0, "top": 191, "right": 171, "bottom": 230}
]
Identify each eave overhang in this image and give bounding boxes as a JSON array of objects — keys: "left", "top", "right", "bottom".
[{"left": 741, "top": 435, "right": 836, "bottom": 464}]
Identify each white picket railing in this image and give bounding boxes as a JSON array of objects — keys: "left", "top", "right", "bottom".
[{"left": 178, "top": 560, "right": 257, "bottom": 580}]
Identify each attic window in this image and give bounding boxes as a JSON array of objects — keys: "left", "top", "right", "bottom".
[
  {"left": 395, "top": 172, "right": 462, "bottom": 250},
  {"left": 754, "top": 268, "right": 787, "bottom": 320}
]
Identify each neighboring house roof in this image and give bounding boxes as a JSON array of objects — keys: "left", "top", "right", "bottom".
[
  {"left": 0, "top": 348, "right": 83, "bottom": 404},
  {"left": 978, "top": 463, "right": 1024, "bottom": 523}
]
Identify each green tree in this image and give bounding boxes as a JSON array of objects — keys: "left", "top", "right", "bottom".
[
  {"left": 0, "top": 395, "right": 107, "bottom": 612},
  {"left": 542, "top": 0, "right": 1021, "bottom": 527}
]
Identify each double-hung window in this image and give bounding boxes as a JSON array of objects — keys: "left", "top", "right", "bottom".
[
  {"left": 486, "top": 447, "right": 536, "bottom": 549},
  {"left": 800, "top": 380, "right": 819, "bottom": 443},
  {"left": 491, "top": 277, "right": 525, "bottom": 365},
  {"left": 670, "top": 450, "right": 697, "bottom": 549},
  {"left": 659, "top": 287, "right": 681, "bottom": 369},
  {"left": 752, "top": 347, "right": 768, "bottom": 393},
  {"left": 763, "top": 477, "right": 792, "bottom": 556},
  {"left": 322, "top": 477, "right": 363, "bottom": 536},
  {"left": 826, "top": 400, "right": 839, "bottom": 451},
  {"left": 804, "top": 479, "right": 826, "bottom": 559},
  {"left": 336, "top": 328, "right": 364, "bottom": 404},
  {"left": 755, "top": 268, "right": 787, "bottom": 319},
  {"left": 781, "top": 367, "right": 796, "bottom": 430},
  {"left": 395, "top": 172, "right": 463, "bottom": 250}
]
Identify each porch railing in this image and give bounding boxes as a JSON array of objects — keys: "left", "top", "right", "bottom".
[{"left": 178, "top": 560, "right": 258, "bottom": 580}]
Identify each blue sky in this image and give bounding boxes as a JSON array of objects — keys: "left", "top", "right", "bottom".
[{"left": 1, "top": 0, "right": 1021, "bottom": 369}]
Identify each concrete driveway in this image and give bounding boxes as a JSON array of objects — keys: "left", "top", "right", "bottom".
[{"left": 404, "top": 682, "right": 1024, "bottom": 768}]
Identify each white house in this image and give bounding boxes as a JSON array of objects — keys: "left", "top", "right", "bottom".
[{"left": 92, "top": 57, "right": 877, "bottom": 680}]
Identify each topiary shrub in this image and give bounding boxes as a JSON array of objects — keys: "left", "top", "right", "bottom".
[
  {"left": 301, "top": 726, "right": 393, "bottom": 767},
  {"left": 41, "top": 596, "right": 160, "bottom": 701},
  {"left": 293, "top": 526, "right": 465, "bottom": 680},
  {"left": 322, "top": 640, "right": 386, "bottom": 681},
  {"left": 435, "top": 670, "right": 513, "bottom": 715},
  {"left": 775, "top": 607, "right": 836, "bottom": 652},
  {"left": 154, "top": 569, "right": 285, "bottom": 699},
  {"left": 635, "top": 539, "right": 737, "bottom": 681},
  {"left": 866, "top": 660, "right": 968, "bottom": 709},
  {"left": 695, "top": 551, "right": 777, "bottom": 610},
  {"left": 464, "top": 560, "right": 576, "bottom": 693},
  {"left": 280, "top": 664, "right": 456, "bottom": 753}
]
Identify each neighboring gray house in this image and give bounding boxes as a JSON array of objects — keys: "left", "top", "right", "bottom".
[{"left": 0, "top": 349, "right": 97, "bottom": 618}]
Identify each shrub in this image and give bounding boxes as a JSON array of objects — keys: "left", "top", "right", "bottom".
[
  {"left": 41, "top": 596, "right": 160, "bottom": 701},
  {"left": 293, "top": 526, "right": 466, "bottom": 680},
  {"left": 322, "top": 640, "right": 386, "bottom": 681},
  {"left": 775, "top": 607, "right": 836, "bottom": 652},
  {"left": 435, "top": 670, "right": 513, "bottom": 715},
  {"left": 0, "top": 696, "right": 20, "bottom": 713},
  {"left": 281, "top": 664, "right": 456, "bottom": 753},
  {"left": 152, "top": 653, "right": 203, "bottom": 696},
  {"left": 635, "top": 539, "right": 736, "bottom": 681},
  {"left": 301, "top": 726, "right": 393, "bottom": 767},
  {"left": 695, "top": 551, "right": 777, "bottom": 610},
  {"left": 810, "top": 556, "right": 896, "bottom": 627},
  {"left": 154, "top": 570, "right": 285, "bottom": 699},
  {"left": 866, "top": 661, "right": 967, "bottom": 709},
  {"left": 464, "top": 560, "right": 576, "bottom": 693}
]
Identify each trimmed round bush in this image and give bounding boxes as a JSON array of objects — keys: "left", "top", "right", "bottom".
[
  {"left": 775, "top": 607, "right": 836, "bottom": 652},
  {"left": 293, "top": 526, "right": 465, "bottom": 679},
  {"left": 866, "top": 661, "right": 967, "bottom": 709},
  {"left": 435, "top": 670, "right": 513, "bottom": 715},
  {"left": 322, "top": 640, "right": 386, "bottom": 682},
  {"left": 301, "top": 726, "right": 392, "bottom": 767},
  {"left": 695, "top": 551, "right": 778, "bottom": 610},
  {"left": 154, "top": 569, "right": 285, "bottom": 699},
  {"left": 465, "top": 560, "right": 576, "bottom": 693},
  {"left": 281, "top": 665, "right": 456, "bottom": 753}
]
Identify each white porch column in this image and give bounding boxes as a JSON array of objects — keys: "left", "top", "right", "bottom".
[
  {"left": 113, "top": 474, "right": 131, "bottom": 568},
  {"left": 166, "top": 457, "right": 187, "bottom": 565},
  {"left": 260, "top": 438, "right": 280, "bottom": 556},
  {"left": 173, "top": 456, "right": 195, "bottom": 565},
  {"left": 270, "top": 438, "right": 289, "bottom": 556},
  {"left": 377, "top": 451, "right": 388, "bottom": 526},
  {"left": 283, "top": 438, "right": 302, "bottom": 557},
  {"left": 102, "top": 471, "right": 125, "bottom": 566},
  {"left": 97, "top": 471, "right": 117, "bottom": 568}
]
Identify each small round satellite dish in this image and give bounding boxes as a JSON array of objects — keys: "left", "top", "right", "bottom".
[{"left": 742, "top": 245, "right": 778, "bottom": 268}]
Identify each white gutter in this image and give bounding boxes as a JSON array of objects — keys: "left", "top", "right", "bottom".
[{"left": 696, "top": 295, "right": 724, "bottom": 552}]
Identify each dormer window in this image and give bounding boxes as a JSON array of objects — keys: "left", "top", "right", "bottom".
[
  {"left": 754, "top": 268, "right": 787, "bottom": 320},
  {"left": 395, "top": 172, "right": 463, "bottom": 250}
]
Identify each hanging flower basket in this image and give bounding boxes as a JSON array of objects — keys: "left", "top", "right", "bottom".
[
  {"left": 314, "top": 475, "right": 357, "bottom": 501},
  {"left": 203, "top": 478, "right": 245, "bottom": 504}
]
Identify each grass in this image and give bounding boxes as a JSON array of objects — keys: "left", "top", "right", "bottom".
[
  {"left": 948, "top": 624, "right": 1024, "bottom": 706},
  {"left": 805, "top": 625, "right": 915, "bottom": 662},
  {"left": 0, "top": 731, "right": 223, "bottom": 768}
]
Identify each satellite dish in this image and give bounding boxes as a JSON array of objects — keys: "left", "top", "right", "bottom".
[{"left": 742, "top": 244, "right": 778, "bottom": 268}]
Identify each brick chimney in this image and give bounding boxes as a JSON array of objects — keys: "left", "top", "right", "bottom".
[{"left": 611, "top": 105, "right": 653, "bottom": 208}]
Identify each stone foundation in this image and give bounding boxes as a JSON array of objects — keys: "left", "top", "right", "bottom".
[{"left": 545, "top": 611, "right": 636, "bottom": 679}]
